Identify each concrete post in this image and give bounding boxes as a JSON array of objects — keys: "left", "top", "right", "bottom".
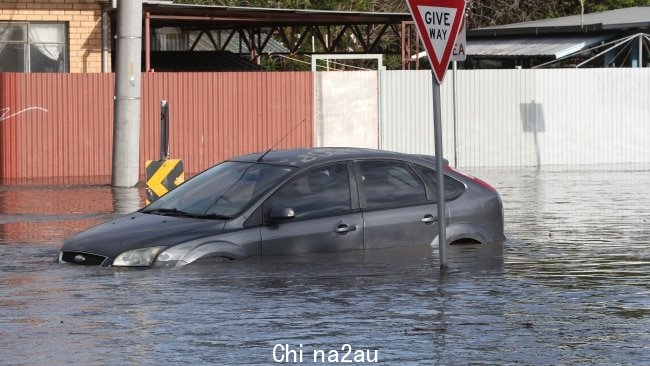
[{"left": 112, "top": 0, "right": 143, "bottom": 187}]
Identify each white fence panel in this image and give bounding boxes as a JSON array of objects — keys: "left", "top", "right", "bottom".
[
  {"left": 314, "top": 71, "right": 379, "bottom": 148},
  {"left": 382, "top": 69, "right": 650, "bottom": 168}
]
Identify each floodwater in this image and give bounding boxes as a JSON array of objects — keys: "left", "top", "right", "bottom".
[{"left": 1, "top": 167, "right": 649, "bottom": 365}]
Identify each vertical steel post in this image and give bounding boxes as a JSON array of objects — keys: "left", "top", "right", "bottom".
[
  {"left": 452, "top": 61, "right": 459, "bottom": 168},
  {"left": 432, "top": 73, "right": 448, "bottom": 271},
  {"left": 160, "top": 100, "right": 169, "bottom": 161},
  {"left": 631, "top": 35, "right": 640, "bottom": 68},
  {"left": 145, "top": 12, "right": 151, "bottom": 72},
  {"left": 640, "top": 35, "right": 644, "bottom": 68},
  {"left": 379, "top": 67, "right": 385, "bottom": 149},
  {"left": 112, "top": 0, "right": 143, "bottom": 188},
  {"left": 101, "top": 10, "right": 109, "bottom": 73}
]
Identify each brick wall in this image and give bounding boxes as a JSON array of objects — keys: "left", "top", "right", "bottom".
[{"left": 0, "top": 0, "right": 109, "bottom": 73}]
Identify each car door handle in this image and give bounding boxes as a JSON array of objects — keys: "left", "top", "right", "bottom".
[
  {"left": 420, "top": 215, "right": 437, "bottom": 224},
  {"left": 334, "top": 224, "right": 357, "bottom": 234}
]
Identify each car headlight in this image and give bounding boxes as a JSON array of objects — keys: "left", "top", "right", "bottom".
[{"left": 113, "top": 246, "right": 165, "bottom": 267}]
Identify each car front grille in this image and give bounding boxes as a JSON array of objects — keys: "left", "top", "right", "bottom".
[{"left": 61, "top": 251, "right": 108, "bottom": 266}]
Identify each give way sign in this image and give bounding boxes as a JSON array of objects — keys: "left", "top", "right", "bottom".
[{"left": 406, "top": 0, "right": 466, "bottom": 84}]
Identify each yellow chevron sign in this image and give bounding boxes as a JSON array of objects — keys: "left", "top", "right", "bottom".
[{"left": 145, "top": 159, "right": 184, "bottom": 204}]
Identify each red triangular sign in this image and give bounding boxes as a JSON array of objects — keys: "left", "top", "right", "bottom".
[{"left": 407, "top": 0, "right": 466, "bottom": 84}]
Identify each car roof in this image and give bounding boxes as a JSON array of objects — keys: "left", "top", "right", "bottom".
[{"left": 230, "top": 147, "right": 446, "bottom": 168}]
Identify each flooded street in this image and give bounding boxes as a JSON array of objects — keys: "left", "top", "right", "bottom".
[{"left": 1, "top": 167, "right": 649, "bottom": 365}]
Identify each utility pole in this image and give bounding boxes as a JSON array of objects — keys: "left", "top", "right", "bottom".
[{"left": 112, "top": 0, "right": 143, "bottom": 187}]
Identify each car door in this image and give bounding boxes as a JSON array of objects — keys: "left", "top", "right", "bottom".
[
  {"left": 260, "top": 162, "right": 363, "bottom": 256},
  {"left": 357, "top": 160, "right": 438, "bottom": 249}
]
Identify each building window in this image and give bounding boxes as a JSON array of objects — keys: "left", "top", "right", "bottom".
[{"left": 0, "top": 22, "right": 67, "bottom": 73}]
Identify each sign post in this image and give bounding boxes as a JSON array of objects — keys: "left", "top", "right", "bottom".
[
  {"left": 451, "top": 17, "right": 466, "bottom": 168},
  {"left": 406, "top": 0, "right": 466, "bottom": 272}
]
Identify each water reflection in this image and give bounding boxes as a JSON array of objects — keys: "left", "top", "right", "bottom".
[
  {"left": 1, "top": 168, "right": 650, "bottom": 364},
  {"left": 469, "top": 167, "right": 650, "bottom": 291},
  {"left": 0, "top": 185, "right": 144, "bottom": 245},
  {"left": 111, "top": 187, "right": 144, "bottom": 215}
]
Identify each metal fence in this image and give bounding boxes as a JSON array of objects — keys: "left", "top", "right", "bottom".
[
  {"left": 381, "top": 68, "right": 650, "bottom": 168},
  {"left": 0, "top": 72, "right": 313, "bottom": 182},
  {"left": 2, "top": 68, "right": 648, "bottom": 181}
]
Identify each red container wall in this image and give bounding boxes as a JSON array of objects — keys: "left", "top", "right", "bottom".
[{"left": 0, "top": 72, "right": 313, "bottom": 183}]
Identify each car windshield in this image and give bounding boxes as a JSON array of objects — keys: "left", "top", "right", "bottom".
[{"left": 143, "top": 162, "right": 295, "bottom": 219}]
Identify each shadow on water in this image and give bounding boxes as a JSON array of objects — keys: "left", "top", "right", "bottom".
[{"left": 1, "top": 168, "right": 650, "bottom": 365}]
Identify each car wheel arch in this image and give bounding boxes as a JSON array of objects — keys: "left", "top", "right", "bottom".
[
  {"left": 177, "top": 241, "right": 248, "bottom": 264},
  {"left": 431, "top": 223, "right": 489, "bottom": 246}
]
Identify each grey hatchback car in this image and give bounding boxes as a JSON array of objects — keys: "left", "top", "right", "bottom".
[{"left": 59, "top": 148, "right": 505, "bottom": 268}]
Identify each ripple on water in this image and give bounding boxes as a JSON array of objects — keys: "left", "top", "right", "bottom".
[{"left": 1, "top": 168, "right": 650, "bottom": 365}]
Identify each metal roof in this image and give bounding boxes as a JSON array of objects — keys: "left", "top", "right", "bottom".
[
  {"left": 140, "top": 1, "right": 411, "bottom": 27},
  {"left": 466, "top": 35, "right": 610, "bottom": 58},
  {"left": 470, "top": 6, "right": 650, "bottom": 36}
]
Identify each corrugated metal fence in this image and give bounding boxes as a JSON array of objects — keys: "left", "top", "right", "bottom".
[
  {"left": 382, "top": 69, "right": 650, "bottom": 167},
  {"left": 2, "top": 69, "right": 648, "bottom": 182},
  {"left": 0, "top": 73, "right": 114, "bottom": 182},
  {"left": 0, "top": 72, "right": 313, "bottom": 182}
]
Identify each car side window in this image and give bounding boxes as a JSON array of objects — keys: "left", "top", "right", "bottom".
[
  {"left": 419, "top": 167, "right": 466, "bottom": 201},
  {"left": 267, "top": 163, "right": 351, "bottom": 219},
  {"left": 358, "top": 161, "right": 427, "bottom": 208}
]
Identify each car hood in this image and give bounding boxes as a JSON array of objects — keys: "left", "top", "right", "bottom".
[{"left": 61, "top": 212, "right": 226, "bottom": 258}]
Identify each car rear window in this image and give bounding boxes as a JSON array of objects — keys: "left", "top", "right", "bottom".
[{"left": 419, "top": 167, "right": 466, "bottom": 201}]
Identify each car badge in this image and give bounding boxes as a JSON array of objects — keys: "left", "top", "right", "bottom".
[{"left": 73, "top": 255, "right": 86, "bottom": 263}]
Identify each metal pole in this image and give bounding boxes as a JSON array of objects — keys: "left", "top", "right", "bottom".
[
  {"left": 452, "top": 61, "right": 459, "bottom": 168},
  {"left": 432, "top": 73, "right": 448, "bottom": 272},
  {"left": 145, "top": 12, "right": 151, "bottom": 72},
  {"left": 101, "top": 10, "right": 109, "bottom": 73},
  {"left": 632, "top": 35, "right": 640, "bottom": 68},
  {"left": 160, "top": 100, "right": 169, "bottom": 160},
  {"left": 379, "top": 67, "right": 386, "bottom": 150},
  {"left": 112, "top": 0, "right": 143, "bottom": 187},
  {"left": 326, "top": 34, "right": 330, "bottom": 71},
  {"left": 640, "top": 35, "right": 644, "bottom": 67}
]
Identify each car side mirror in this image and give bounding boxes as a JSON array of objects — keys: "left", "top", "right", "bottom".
[{"left": 269, "top": 206, "right": 296, "bottom": 221}]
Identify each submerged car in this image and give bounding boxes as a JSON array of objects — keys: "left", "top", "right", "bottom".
[{"left": 59, "top": 148, "right": 505, "bottom": 268}]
